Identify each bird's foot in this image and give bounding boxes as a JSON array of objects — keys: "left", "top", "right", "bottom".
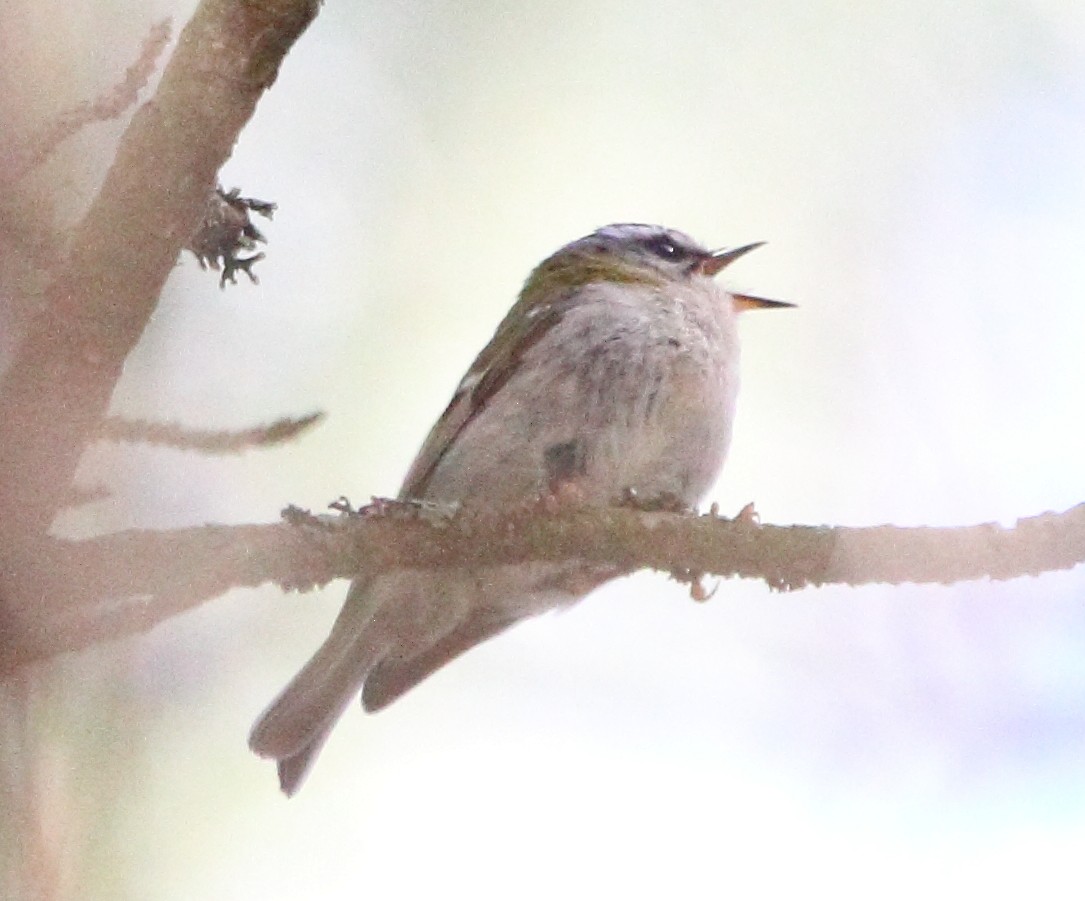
[{"left": 538, "top": 479, "right": 590, "bottom": 513}]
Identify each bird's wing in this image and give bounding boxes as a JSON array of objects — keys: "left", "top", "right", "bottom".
[
  {"left": 400, "top": 295, "right": 568, "bottom": 499},
  {"left": 361, "top": 608, "right": 518, "bottom": 712}
]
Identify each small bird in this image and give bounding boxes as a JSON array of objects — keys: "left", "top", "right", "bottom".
[{"left": 249, "top": 223, "right": 791, "bottom": 794}]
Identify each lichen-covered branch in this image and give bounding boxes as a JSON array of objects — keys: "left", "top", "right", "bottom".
[
  {"left": 186, "top": 186, "right": 277, "bottom": 285},
  {"left": 3, "top": 500, "right": 1082, "bottom": 672}
]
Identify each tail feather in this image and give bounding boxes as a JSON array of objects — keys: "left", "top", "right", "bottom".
[
  {"left": 250, "top": 571, "right": 493, "bottom": 794},
  {"left": 248, "top": 623, "right": 375, "bottom": 763},
  {"left": 249, "top": 580, "right": 388, "bottom": 794},
  {"left": 361, "top": 609, "right": 515, "bottom": 713},
  {"left": 275, "top": 726, "right": 335, "bottom": 797}
]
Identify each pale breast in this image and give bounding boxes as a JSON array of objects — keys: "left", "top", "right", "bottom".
[{"left": 425, "top": 281, "right": 741, "bottom": 508}]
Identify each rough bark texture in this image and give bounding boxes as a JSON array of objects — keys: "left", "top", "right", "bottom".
[{"left": 0, "top": 0, "right": 320, "bottom": 650}]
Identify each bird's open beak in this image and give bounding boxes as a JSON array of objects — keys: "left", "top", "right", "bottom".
[
  {"left": 700, "top": 242, "right": 796, "bottom": 311},
  {"left": 699, "top": 241, "right": 765, "bottom": 277},
  {"left": 731, "top": 293, "right": 796, "bottom": 312}
]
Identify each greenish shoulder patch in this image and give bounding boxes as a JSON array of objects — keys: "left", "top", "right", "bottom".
[{"left": 521, "top": 253, "right": 665, "bottom": 299}]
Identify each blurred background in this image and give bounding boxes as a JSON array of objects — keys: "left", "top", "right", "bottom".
[{"left": 4, "top": 0, "right": 1085, "bottom": 897}]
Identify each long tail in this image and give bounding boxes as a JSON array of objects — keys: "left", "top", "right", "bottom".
[{"left": 249, "top": 580, "right": 385, "bottom": 796}]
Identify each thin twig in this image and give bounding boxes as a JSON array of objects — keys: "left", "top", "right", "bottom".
[
  {"left": 5, "top": 20, "right": 173, "bottom": 181},
  {"left": 97, "top": 411, "right": 324, "bottom": 453}
]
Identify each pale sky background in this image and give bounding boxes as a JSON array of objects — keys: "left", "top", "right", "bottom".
[{"left": 12, "top": 1, "right": 1085, "bottom": 898}]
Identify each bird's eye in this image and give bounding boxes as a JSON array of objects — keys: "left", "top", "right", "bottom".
[{"left": 645, "top": 235, "right": 688, "bottom": 262}]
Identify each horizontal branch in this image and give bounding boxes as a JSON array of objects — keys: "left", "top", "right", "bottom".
[{"left": 4, "top": 499, "right": 1083, "bottom": 672}]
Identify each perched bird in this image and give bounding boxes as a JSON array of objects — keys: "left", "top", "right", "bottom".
[{"left": 249, "top": 223, "right": 791, "bottom": 795}]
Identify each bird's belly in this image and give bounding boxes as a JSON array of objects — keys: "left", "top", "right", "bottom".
[
  {"left": 427, "top": 356, "right": 735, "bottom": 509},
  {"left": 588, "top": 369, "right": 733, "bottom": 505}
]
